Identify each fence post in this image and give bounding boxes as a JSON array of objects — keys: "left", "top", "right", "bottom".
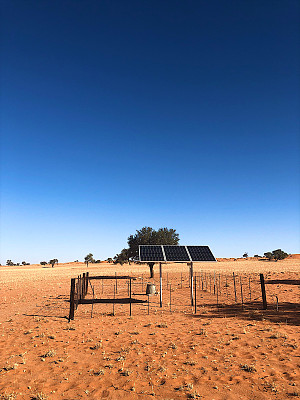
[
  {"left": 233, "top": 272, "right": 237, "bottom": 302},
  {"left": 129, "top": 278, "right": 132, "bottom": 316},
  {"left": 213, "top": 271, "right": 216, "bottom": 295},
  {"left": 249, "top": 277, "right": 252, "bottom": 301},
  {"left": 260, "top": 273, "right": 267, "bottom": 310},
  {"left": 240, "top": 276, "right": 244, "bottom": 310},
  {"left": 69, "top": 278, "right": 76, "bottom": 321},
  {"left": 82, "top": 273, "right": 86, "bottom": 298},
  {"left": 86, "top": 271, "right": 89, "bottom": 295}
]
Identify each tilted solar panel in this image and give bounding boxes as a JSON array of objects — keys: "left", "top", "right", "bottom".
[
  {"left": 187, "top": 246, "right": 216, "bottom": 261},
  {"left": 139, "top": 245, "right": 216, "bottom": 262},
  {"left": 163, "top": 245, "right": 190, "bottom": 262},
  {"left": 139, "top": 245, "right": 165, "bottom": 262}
]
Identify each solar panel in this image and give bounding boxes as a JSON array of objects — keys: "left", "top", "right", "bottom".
[
  {"left": 163, "top": 245, "right": 190, "bottom": 262},
  {"left": 187, "top": 246, "right": 216, "bottom": 262},
  {"left": 139, "top": 245, "right": 216, "bottom": 262},
  {"left": 139, "top": 245, "right": 165, "bottom": 262}
]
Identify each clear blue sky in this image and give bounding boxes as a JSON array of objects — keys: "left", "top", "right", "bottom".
[{"left": 1, "top": 0, "right": 299, "bottom": 264}]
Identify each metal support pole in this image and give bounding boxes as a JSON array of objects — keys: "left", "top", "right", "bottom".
[
  {"left": 194, "top": 274, "right": 197, "bottom": 314},
  {"left": 159, "top": 263, "right": 163, "bottom": 307},
  {"left": 129, "top": 278, "right": 132, "bottom": 316},
  {"left": 190, "top": 262, "right": 194, "bottom": 307}
]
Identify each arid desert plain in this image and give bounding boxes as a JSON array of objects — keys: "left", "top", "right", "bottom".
[{"left": 1, "top": 257, "right": 299, "bottom": 400}]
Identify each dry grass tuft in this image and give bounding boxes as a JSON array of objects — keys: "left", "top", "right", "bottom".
[
  {"left": 157, "top": 323, "right": 168, "bottom": 328},
  {"left": 90, "top": 342, "right": 102, "bottom": 350},
  {"left": 1, "top": 393, "right": 17, "bottom": 400},
  {"left": 41, "top": 349, "right": 56, "bottom": 358},
  {"left": 31, "top": 393, "right": 48, "bottom": 400},
  {"left": 93, "top": 368, "right": 105, "bottom": 376},
  {"left": 240, "top": 364, "right": 257, "bottom": 373}
]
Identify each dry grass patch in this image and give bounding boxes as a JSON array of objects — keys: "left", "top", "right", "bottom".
[
  {"left": 240, "top": 364, "right": 257, "bottom": 372},
  {"left": 0, "top": 393, "right": 17, "bottom": 400},
  {"left": 31, "top": 393, "right": 48, "bottom": 400},
  {"left": 41, "top": 349, "right": 56, "bottom": 358}
]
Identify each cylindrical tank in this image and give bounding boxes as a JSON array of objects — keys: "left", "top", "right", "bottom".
[{"left": 146, "top": 283, "right": 156, "bottom": 295}]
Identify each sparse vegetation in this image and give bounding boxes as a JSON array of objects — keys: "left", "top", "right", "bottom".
[
  {"left": 31, "top": 393, "right": 48, "bottom": 400},
  {"left": 264, "top": 249, "right": 289, "bottom": 261},
  {"left": 240, "top": 364, "right": 257, "bottom": 372},
  {"left": 41, "top": 349, "right": 56, "bottom": 358},
  {"left": 0, "top": 393, "right": 17, "bottom": 400},
  {"left": 49, "top": 259, "right": 58, "bottom": 268},
  {"left": 84, "top": 253, "right": 95, "bottom": 266}
]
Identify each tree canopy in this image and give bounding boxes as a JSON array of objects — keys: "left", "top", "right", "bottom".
[
  {"left": 127, "top": 226, "right": 179, "bottom": 261},
  {"left": 84, "top": 253, "right": 95, "bottom": 264},
  {"left": 113, "top": 248, "right": 129, "bottom": 265},
  {"left": 264, "top": 249, "right": 289, "bottom": 261},
  {"left": 49, "top": 259, "right": 58, "bottom": 268}
]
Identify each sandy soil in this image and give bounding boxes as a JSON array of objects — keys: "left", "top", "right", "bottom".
[{"left": 0, "top": 259, "right": 299, "bottom": 400}]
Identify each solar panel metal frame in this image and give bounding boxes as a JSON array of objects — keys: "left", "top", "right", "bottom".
[
  {"left": 139, "top": 245, "right": 216, "bottom": 262},
  {"left": 139, "top": 245, "right": 165, "bottom": 262}
]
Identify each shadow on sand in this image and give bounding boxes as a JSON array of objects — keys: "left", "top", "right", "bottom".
[
  {"left": 190, "top": 300, "right": 300, "bottom": 326},
  {"left": 265, "top": 279, "right": 300, "bottom": 285},
  {"left": 79, "top": 298, "right": 147, "bottom": 305}
]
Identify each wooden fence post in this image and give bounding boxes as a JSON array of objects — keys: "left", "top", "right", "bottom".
[
  {"left": 260, "top": 273, "right": 267, "bottom": 309},
  {"left": 86, "top": 271, "right": 89, "bottom": 295},
  {"left": 82, "top": 273, "right": 86, "bottom": 298},
  {"left": 69, "top": 278, "right": 76, "bottom": 321}
]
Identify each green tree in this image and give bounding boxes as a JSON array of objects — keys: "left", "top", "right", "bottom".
[
  {"left": 84, "top": 253, "right": 95, "bottom": 267},
  {"left": 272, "top": 249, "right": 289, "bottom": 261},
  {"left": 113, "top": 248, "right": 129, "bottom": 265},
  {"left": 243, "top": 252, "right": 248, "bottom": 258},
  {"left": 127, "top": 226, "right": 180, "bottom": 278},
  {"left": 49, "top": 259, "right": 58, "bottom": 268},
  {"left": 6, "top": 260, "right": 14, "bottom": 266},
  {"left": 40, "top": 261, "right": 47, "bottom": 265},
  {"left": 106, "top": 258, "right": 113, "bottom": 263},
  {"left": 22, "top": 261, "right": 27, "bottom": 265},
  {"left": 264, "top": 252, "right": 274, "bottom": 261}
]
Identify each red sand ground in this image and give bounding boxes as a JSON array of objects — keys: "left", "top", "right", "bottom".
[{"left": 1, "top": 259, "right": 299, "bottom": 399}]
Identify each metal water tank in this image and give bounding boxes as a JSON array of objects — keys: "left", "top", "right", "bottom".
[{"left": 146, "top": 283, "right": 156, "bottom": 295}]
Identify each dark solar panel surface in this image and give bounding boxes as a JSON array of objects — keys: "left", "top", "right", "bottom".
[
  {"left": 164, "top": 246, "right": 190, "bottom": 261},
  {"left": 187, "top": 246, "right": 216, "bottom": 261},
  {"left": 139, "top": 245, "right": 165, "bottom": 262},
  {"left": 139, "top": 245, "right": 216, "bottom": 262}
]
